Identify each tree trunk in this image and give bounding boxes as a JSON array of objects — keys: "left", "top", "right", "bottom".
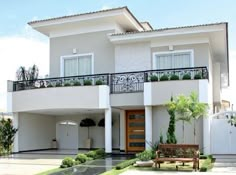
[
  {"left": 182, "top": 121, "right": 185, "bottom": 143},
  {"left": 194, "top": 120, "right": 196, "bottom": 144}
]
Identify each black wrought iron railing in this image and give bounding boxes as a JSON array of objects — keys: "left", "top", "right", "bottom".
[
  {"left": 9, "top": 67, "right": 208, "bottom": 93},
  {"left": 12, "top": 74, "right": 109, "bottom": 91}
]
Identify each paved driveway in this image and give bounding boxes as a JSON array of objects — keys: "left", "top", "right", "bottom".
[{"left": 0, "top": 151, "right": 77, "bottom": 175}]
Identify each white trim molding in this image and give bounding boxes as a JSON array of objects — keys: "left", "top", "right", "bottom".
[
  {"left": 60, "top": 53, "right": 94, "bottom": 77},
  {"left": 152, "top": 49, "right": 194, "bottom": 69}
]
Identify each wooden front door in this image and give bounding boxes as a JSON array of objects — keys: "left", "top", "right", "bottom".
[{"left": 126, "top": 110, "right": 145, "bottom": 152}]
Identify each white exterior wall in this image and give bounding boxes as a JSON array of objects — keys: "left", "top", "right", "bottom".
[
  {"left": 18, "top": 113, "right": 56, "bottom": 151},
  {"left": 115, "top": 42, "right": 151, "bottom": 72},
  {"left": 152, "top": 106, "right": 203, "bottom": 150},
  {"left": 55, "top": 113, "right": 119, "bottom": 149}
]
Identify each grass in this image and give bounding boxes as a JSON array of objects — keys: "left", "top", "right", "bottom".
[
  {"left": 35, "top": 168, "right": 62, "bottom": 175},
  {"left": 100, "top": 166, "right": 131, "bottom": 175}
]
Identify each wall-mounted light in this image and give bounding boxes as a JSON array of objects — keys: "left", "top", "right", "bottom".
[{"left": 73, "top": 48, "right": 77, "bottom": 54}]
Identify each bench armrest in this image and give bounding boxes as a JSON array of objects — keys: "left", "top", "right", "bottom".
[
  {"left": 156, "top": 150, "right": 161, "bottom": 158},
  {"left": 194, "top": 150, "right": 200, "bottom": 159}
]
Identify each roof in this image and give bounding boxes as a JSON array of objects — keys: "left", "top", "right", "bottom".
[
  {"left": 111, "top": 22, "right": 227, "bottom": 36},
  {"left": 28, "top": 6, "right": 144, "bottom": 30}
]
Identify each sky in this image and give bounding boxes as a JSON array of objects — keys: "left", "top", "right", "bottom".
[{"left": 0, "top": 0, "right": 236, "bottom": 111}]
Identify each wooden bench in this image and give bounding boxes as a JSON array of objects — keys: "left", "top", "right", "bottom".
[{"left": 154, "top": 144, "right": 200, "bottom": 171}]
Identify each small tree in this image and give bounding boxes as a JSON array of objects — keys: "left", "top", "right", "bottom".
[
  {"left": 16, "top": 64, "right": 39, "bottom": 81},
  {"left": 173, "top": 92, "right": 207, "bottom": 143},
  {"left": 166, "top": 96, "right": 177, "bottom": 144},
  {"left": 188, "top": 92, "right": 208, "bottom": 143},
  {"left": 0, "top": 118, "right": 18, "bottom": 154}
]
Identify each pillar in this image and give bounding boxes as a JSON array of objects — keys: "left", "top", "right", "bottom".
[
  {"left": 105, "top": 107, "right": 112, "bottom": 153},
  {"left": 119, "top": 110, "right": 125, "bottom": 151},
  {"left": 13, "top": 112, "right": 19, "bottom": 153},
  {"left": 145, "top": 106, "right": 152, "bottom": 150}
]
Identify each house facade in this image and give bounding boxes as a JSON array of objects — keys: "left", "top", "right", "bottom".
[{"left": 7, "top": 7, "right": 229, "bottom": 154}]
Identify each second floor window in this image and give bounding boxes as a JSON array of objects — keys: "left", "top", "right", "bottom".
[
  {"left": 153, "top": 50, "right": 193, "bottom": 69},
  {"left": 61, "top": 53, "right": 93, "bottom": 76}
]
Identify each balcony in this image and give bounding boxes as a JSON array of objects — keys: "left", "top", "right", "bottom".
[
  {"left": 8, "top": 67, "right": 209, "bottom": 111},
  {"left": 7, "top": 74, "right": 110, "bottom": 112}
]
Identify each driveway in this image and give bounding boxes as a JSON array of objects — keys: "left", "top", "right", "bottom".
[{"left": 0, "top": 150, "right": 78, "bottom": 175}]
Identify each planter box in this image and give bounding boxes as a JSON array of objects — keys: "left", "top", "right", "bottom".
[{"left": 135, "top": 160, "right": 154, "bottom": 167}]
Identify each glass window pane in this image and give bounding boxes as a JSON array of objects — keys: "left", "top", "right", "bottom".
[
  {"left": 78, "top": 55, "right": 92, "bottom": 75},
  {"left": 173, "top": 52, "right": 191, "bottom": 68},
  {"left": 155, "top": 54, "right": 172, "bottom": 69},
  {"left": 129, "top": 142, "right": 145, "bottom": 147},
  {"left": 64, "top": 57, "right": 78, "bottom": 76},
  {"left": 129, "top": 114, "right": 145, "bottom": 120},
  {"left": 129, "top": 135, "right": 145, "bottom": 139}
]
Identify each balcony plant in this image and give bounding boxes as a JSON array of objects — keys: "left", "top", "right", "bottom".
[
  {"left": 64, "top": 82, "right": 71, "bottom": 86},
  {"left": 170, "top": 74, "right": 179, "bottom": 80},
  {"left": 47, "top": 83, "right": 53, "bottom": 88},
  {"left": 160, "top": 74, "right": 169, "bottom": 81},
  {"left": 55, "top": 82, "right": 62, "bottom": 87},
  {"left": 149, "top": 75, "right": 159, "bottom": 82},
  {"left": 72, "top": 80, "right": 81, "bottom": 86},
  {"left": 182, "top": 74, "right": 191, "bottom": 80},
  {"left": 83, "top": 80, "right": 92, "bottom": 86},
  {"left": 194, "top": 73, "right": 202, "bottom": 79},
  {"left": 95, "top": 79, "right": 103, "bottom": 85}
]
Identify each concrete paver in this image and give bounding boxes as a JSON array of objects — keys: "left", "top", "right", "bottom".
[{"left": 0, "top": 151, "right": 76, "bottom": 175}]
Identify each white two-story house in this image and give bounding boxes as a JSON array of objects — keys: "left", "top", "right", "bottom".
[{"left": 7, "top": 7, "right": 229, "bottom": 154}]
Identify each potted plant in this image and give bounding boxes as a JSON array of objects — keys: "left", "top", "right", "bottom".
[
  {"left": 95, "top": 80, "right": 103, "bottom": 85},
  {"left": 64, "top": 82, "right": 71, "bottom": 86},
  {"left": 149, "top": 75, "right": 159, "bottom": 82},
  {"left": 135, "top": 150, "right": 154, "bottom": 167},
  {"left": 80, "top": 118, "right": 96, "bottom": 149},
  {"left": 55, "top": 82, "right": 62, "bottom": 87},
  {"left": 51, "top": 138, "right": 58, "bottom": 149},
  {"left": 160, "top": 74, "right": 169, "bottom": 81},
  {"left": 73, "top": 80, "right": 81, "bottom": 86},
  {"left": 83, "top": 80, "right": 92, "bottom": 86},
  {"left": 194, "top": 73, "right": 202, "bottom": 79},
  {"left": 170, "top": 74, "right": 179, "bottom": 80},
  {"left": 182, "top": 74, "right": 191, "bottom": 80},
  {"left": 47, "top": 83, "right": 53, "bottom": 88}
]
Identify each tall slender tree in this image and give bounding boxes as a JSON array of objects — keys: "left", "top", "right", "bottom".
[{"left": 166, "top": 96, "right": 177, "bottom": 144}]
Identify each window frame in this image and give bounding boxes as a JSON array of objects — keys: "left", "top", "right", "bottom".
[
  {"left": 60, "top": 53, "right": 94, "bottom": 77},
  {"left": 152, "top": 50, "right": 194, "bottom": 70}
]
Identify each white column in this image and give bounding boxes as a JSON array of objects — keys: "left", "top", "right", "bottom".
[
  {"left": 203, "top": 117, "right": 211, "bottom": 154},
  {"left": 13, "top": 112, "right": 19, "bottom": 153},
  {"left": 119, "top": 110, "right": 125, "bottom": 151},
  {"left": 145, "top": 106, "right": 152, "bottom": 150},
  {"left": 105, "top": 107, "right": 112, "bottom": 153}
]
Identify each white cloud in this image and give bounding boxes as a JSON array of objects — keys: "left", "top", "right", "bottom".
[{"left": 0, "top": 36, "right": 49, "bottom": 111}]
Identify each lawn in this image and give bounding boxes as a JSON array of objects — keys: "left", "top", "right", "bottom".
[{"left": 36, "top": 168, "right": 62, "bottom": 175}]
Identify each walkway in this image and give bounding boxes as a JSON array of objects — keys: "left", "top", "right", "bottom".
[{"left": 0, "top": 150, "right": 78, "bottom": 175}]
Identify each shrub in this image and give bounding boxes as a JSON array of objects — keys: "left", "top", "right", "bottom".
[
  {"left": 60, "top": 157, "right": 74, "bottom": 168},
  {"left": 73, "top": 81, "right": 81, "bottom": 86},
  {"left": 200, "top": 156, "right": 213, "bottom": 172},
  {"left": 146, "top": 141, "right": 159, "bottom": 159},
  {"left": 95, "top": 80, "right": 103, "bottom": 85},
  {"left": 84, "top": 80, "right": 92, "bottom": 86},
  {"left": 64, "top": 82, "right": 71, "bottom": 86},
  {"left": 86, "top": 150, "right": 97, "bottom": 159},
  {"left": 55, "top": 82, "right": 62, "bottom": 87},
  {"left": 182, "top": 74, "right": 191, "bottom": 80},
  {"left": 74, "top": 160, "right": 81, "bottom": 165},
  {"left": 115, "top": 158, "right": 138, "bottom": 170},
  {"left": 160, "top": 74, "right": 169, "bottom": 81},
  {"left": 194, "top": 74, "right": 202, "bottom": 79},
  {"left": 75, "top": 154, "right": 88, "bottom": 163},
  {"left": 136, "top": 150, "right": 153, "bottom": 161},
  {"left": 150, "top": 75, "right": 158, "bottom": 82},
  {"left": 170, "top": 74, "right": 179, "bottom": 80},
  {"left": 95, "top": 148, "right": 105, "bottom": 158},
  {"left": 47, "top": 84, "right": 53, "bottom": 88}
]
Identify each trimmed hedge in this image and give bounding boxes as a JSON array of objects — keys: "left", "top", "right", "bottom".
[
  {"left": 60, "top": 157, "right": 74, "bottom": 168},
  {"left": 170, "top": 74, "right": 179, "bottom": 80},
  {"left": 200, "top": 155, "right": 214, "bottom": 172},
  {"left": 194, "top": 74, "right": 202, "bottom": 79},
  {"left": 95, "top": 80, "right": 103, "bottom": 85},
  {"left": 115, "top": 158, "right": 138, "bottom": 170},
  {"left": 75, "top": 154, "right": 88, "bottom": 163},
  {"left": 182, "top": 74, "right": 191, "bottom": 80},
  {"left": 84, "top": 80, "right": 92, "bottom": 86},
  {"left": 160, "top": 74, "right": 169, "bottom": 81},
  {"left": 150, "top": 75, "right": 158, "bottom": 82},
  {"left": 86, "top": 150, "right": 97, "bottom": 159}
]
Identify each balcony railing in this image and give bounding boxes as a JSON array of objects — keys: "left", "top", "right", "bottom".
[
  {"left": 11, "top": 74, "right": 109, "bottom": 91},
  {"left": 9, "top": 67, "right": 208, "bottom": 93}
]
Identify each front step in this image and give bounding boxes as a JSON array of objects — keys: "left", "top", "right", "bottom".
[{"left": 213, "top": 154, "right": 236, "bottom": 163}]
